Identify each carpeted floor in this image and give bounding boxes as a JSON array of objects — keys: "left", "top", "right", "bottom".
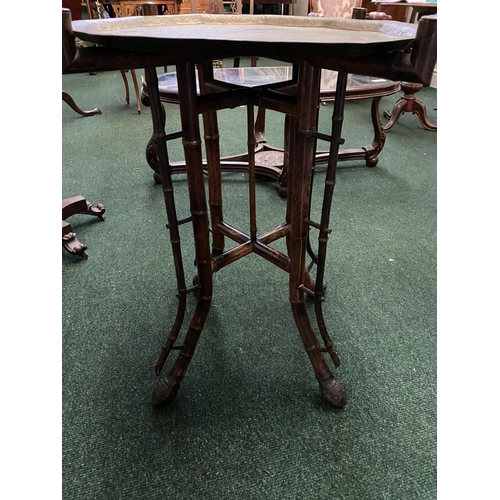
[{"left": 62, "top": 63, "right": 437, "bottom": 499}]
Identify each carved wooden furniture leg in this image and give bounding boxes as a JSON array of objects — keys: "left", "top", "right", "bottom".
[
  {"left": 383, "top": 82, "right": 437, "bottom": 131},
  {"left": 288, "top": 62, "right": 346, "bottom": 407},
  {"left": 144, "top": 95, "right": 184, "bottom": 185},
  {"left": 120, "top": 70, "right": 130, "bottom": 105},
  {"left": 147, "top": 62, "right": 213, "bottom": 407},
  {"left": 339, "top": 95, "right": 386, "bottom": 167},
  {"left": 130, "top": 69, "right": 141, "bottom": 114},
  {"left": 62, "top": 91, "right": 102, "bottom": 116},
  {"left": 62, "top": 195, "right": 105, "bottom": 258},
  {"left": 363, "top": 96, "right": 386, "bottom": 166}
]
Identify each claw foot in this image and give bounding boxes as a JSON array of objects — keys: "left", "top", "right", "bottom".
[
  {"left": 62, "top": 231, "right": 88, "bottom": 259},
  {"left": 319, "top": 378, "right": 347, "bottom": 408}
]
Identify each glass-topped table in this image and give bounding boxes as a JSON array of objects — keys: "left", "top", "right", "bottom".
[{"left": 141, "top": 66, "right": 401, "bottom": 193}]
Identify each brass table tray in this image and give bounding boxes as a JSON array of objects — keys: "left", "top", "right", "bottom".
[{"left": 72, "top": 14, "right": 417, "bottom": 60}]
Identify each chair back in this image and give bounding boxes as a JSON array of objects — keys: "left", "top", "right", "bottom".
[
  {"left": 207, "top": 0, "right": 243, "bottom": 14},
  {"left": 309, "top": 0, "right": 362, "bottom": 18}
]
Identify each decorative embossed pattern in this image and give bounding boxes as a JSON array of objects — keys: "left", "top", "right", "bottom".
[
  {"left": 72, "top": 14, "right": 418, "bottom": 54},
  {"left": 73, "top": 13, "right": 417, "bottom": 36}
]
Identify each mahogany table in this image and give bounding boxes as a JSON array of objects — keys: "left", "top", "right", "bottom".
[{"left": 64, "top": 11, "right": 437, "bottom": 408}]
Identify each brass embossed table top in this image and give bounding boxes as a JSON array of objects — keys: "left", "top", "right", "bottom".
[{"left": 71, "top": 14, "right": 417, "bottom": 59}]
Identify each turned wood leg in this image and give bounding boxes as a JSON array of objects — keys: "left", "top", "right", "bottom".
[
  {"left": 62, "top": 91, "right": 102, "bottom": 116},
  {"left": 383, "top": 82, "right": 437, "bottom": 132}
]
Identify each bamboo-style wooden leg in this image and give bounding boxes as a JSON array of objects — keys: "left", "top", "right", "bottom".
[
  {"left": 144, "top": 67, "right": 190, "bottom": 383},
  {"left": 288, "top": 62, "right": 346, "bottom": 407},
  {"left": 312, "top": 73, "right": 349, "bottom": 375},
  {"left": 150, "top": 61, "right": 213, "bottom": 407},
  {"left": 198, "top": 61, "right": 225, "bottom": 258}
]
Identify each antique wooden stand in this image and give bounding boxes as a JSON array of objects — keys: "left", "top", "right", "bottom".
[{"left": 64, "top": 10, "right": 437, "bottom": 408}]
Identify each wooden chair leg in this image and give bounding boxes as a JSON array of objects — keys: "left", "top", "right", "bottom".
[
  {"left": 120, "top": 70, "right": 130, "bottom": 104},
  {"left": 119, "top": 70, "right": 141, "bottom": 113},
  {"left": 62, "top": 91, "right": 102, "bottom": 116},
  {"left": 130, "top": 69, "right": 141, "bottom": 114}
]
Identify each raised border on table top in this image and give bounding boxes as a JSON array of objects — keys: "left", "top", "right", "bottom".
[{"left": 72, "top": 13, "right": 417, "bottom": 39}]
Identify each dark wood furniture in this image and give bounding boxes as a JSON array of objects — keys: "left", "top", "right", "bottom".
[
  {"left": 62, "top": 8, "right": 105, "bottom": 259},
  {"left": 62, "top": 196, "right": 106, "bottom": 259},
  {"left": 62, "top": 94, "right": 105, "bottom": 258},
  {"left": 242, "top": 0, "right": 296, "bottom": 15},
  {"left": 86, "top": 0, "right": 212, "bottom": 16},
  {"left": 374, "top": 2, "right": 437, "bottom": 131},
  {"left": 86, "top": 0, "right": 178, "bottom": 16},
  {"left": 383, "top": 80, "right": 437, "bottom": 131},
  {"left": 374, "top": 1, "right": 436, "bottom": 23},
  {"left": 141, "top": 67, "right": 401, "bottom": 191},
  {"left": 62, "top": 0, "right": 83, "bottom": 20},
  {"left": 64, "top": 10, "right": 437, "bottom": 408}
]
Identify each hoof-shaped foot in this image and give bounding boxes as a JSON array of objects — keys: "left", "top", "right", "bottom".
[
  {"left": 319, "top": 378, "right": 347, "bottom": 408},
  {"left": 151, "top": 375, "right": 180, "bottom": 407}
]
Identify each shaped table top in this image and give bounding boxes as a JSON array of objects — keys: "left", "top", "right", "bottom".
[{"left": 71, "top": 14, "right": 418, "bottom": 61}]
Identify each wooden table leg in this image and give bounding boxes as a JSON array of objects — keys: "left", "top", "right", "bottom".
[
  {"left": 149, "top": 61, "right": 213, "bottom": 407},
  {"left": 287, "top": 62, "right": 347, "bottom": 407},
  {"left": 147, "top": 61, "right": 347, "bottom": 407},
  {"left": 198, "top": 61, "right": 225, "bottom": 258}
]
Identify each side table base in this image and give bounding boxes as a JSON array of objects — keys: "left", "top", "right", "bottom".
[
  {"left": 383, "top": 82, "right": 437, "bottom": 131},
  {"left": 62, "top": 195, "right": 105, "bottom": 258}
]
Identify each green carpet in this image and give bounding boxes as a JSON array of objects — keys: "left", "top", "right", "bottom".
[{"left": 62, "top": 64, "right": 437, "bottom": 499}]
